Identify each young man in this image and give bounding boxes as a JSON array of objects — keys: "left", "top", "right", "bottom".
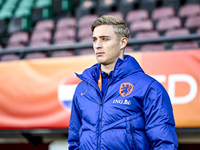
[{"left": 68, "top": 15, "right": 178, "bottom": 149}]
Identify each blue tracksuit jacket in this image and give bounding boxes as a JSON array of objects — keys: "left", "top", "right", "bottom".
[{"left": 68, "top": 55, "right": 178, "bottom": 150}]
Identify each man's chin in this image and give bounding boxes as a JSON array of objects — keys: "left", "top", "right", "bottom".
[{"left": 96, "top": 57, "right": 105, "bottom": 64}]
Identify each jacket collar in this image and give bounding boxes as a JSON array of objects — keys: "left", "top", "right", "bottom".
[{"left": 78, "top": 55, "right": 144, "bottom": 82}]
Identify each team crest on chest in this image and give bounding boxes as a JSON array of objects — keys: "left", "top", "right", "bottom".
[{"left": 119, "top": 82, "right": 134, "bottom": 97}]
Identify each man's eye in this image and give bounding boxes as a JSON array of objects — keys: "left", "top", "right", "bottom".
[
  {"left": 93, "top": 39, "right": 97, "bottom": 42},
  {"left": 103, "top": 38, "right": 108, "bottom": 41}
]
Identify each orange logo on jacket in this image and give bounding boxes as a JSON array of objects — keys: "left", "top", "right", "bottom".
[{"left": 119, "top": 82, "right": 134, "bottom": 97}]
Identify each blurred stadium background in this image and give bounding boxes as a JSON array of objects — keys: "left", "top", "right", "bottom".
[{"left": 0, "top": 0, "right": 200, "bottom": 149}]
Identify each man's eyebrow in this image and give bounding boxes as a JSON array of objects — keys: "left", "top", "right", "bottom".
[{"left": 92, "top": 36, "right": 110, "bottom": 39}]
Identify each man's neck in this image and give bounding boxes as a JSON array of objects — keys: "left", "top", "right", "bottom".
[
  {"left": 101, "top": 63, "right": 115, "bottom": 75},
  {"left": 100, "top": 55, "right": 124, "bottom": 74}
]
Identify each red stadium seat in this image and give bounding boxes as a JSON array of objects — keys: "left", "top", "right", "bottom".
[
  {"left": 80, "top": 37, "right": 93, "bottom": 43},
  {"left": 130, "top": 20, "right": 153, "bottom": 37},
  {"left": 78, "top": 26, "right": 92, "bottom": 40},
  {"left": 165, "top": 28, "right": 190, "bottom": 36},
  {"left": 7, "top": 43, "right": 26, "bottom": 49},
  {"left": 29, "top": 41, "right": 50, "bottom": 47},
  {"left": 178, "top": 4, "right": 200, "bottom": 18},
  {"left": 156, "top": 17, "right": 181, "bottom": 34},
  {"left": 152, "top": 6, "right": 175, "bottom": 20},
  {"left": 79, "top": 15, "right": 98, "bottom": 28},
  {"left": 24, "top": 52, "right": 47, "bottom": 60},
  {"left": 164, "top": 29, "right": 190, "bottom": 50},
  {"left": 54, "top": 28, "right": 76, "bottom": 41},
  {"left": 135, "top": 31, "right": 159, "bottom": 38},
  {"left": 185, "top": 15, "right": 200, "bottom": 30},
  {"left": 126, "top": 10, "right": 149, "bottom": 24},
  {"left": 79, "top": 48, "right": 94, "bottom": 55},
  {"left": 51, "top": 50, "right": 75, "bottom": 57},
  {"left": 130, "top": 20, "right": 153, "bottom": 31},
  {"left": 1, "top": 54, "right": 19, "bottom": 61},
  {"left": 31, "top": 30, "right": 52, "bottom": 42},
  {"left": 172, "top": 41, "right": 199, "bottom": 50},
  {"left": 9, "top": 32, "right": 29, "bottom": 45},
  {"left": 140, "top": 44, "right": 166, "bottom": 51},
  {"left": 34, "top": 19, "right": 55, "bottom": 32},
  {"left": 54, "top": 39, "right": 76, "bottom": 45},
  {"left": 56, "top": 17, "right": 77, "bottom": 30}
]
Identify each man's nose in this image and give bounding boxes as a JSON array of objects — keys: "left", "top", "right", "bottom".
[{"left": 95, "top": 40, "right": 102, "bottom": 49}]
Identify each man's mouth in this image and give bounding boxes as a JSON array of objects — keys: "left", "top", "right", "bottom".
[{"left": 96, "top": 52, "right": 104, "bottom": 56}]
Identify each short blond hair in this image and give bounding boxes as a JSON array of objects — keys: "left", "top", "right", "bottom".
[{"left": 91, "top": 15, "right": 130, "bottom": 39}]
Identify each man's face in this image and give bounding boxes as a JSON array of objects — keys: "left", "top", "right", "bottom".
[{"left": 92, "top": 25, "right": 124, "bottom": 66}]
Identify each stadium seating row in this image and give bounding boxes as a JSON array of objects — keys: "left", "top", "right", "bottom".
[{"left": 0, "top": 0, "right": 200, "bottom": 61}]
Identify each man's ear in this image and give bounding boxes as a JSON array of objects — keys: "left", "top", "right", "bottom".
[{"left": 120, "top": 37, "right": 128, "bottom": 50}]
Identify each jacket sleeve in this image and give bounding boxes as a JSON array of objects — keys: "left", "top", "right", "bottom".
[
  {"left": 68, "top": 90, "right": 82, "bottom": 150},
  {"left": 143, "top": 80, "right": 178, "bottom": 150}
]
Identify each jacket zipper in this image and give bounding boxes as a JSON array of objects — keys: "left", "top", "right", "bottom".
[
  {"left": 129, "top": 120, "right": 135, "bottom": 149},
  {"left": 98, "top": 102, "right": 103, "bottom": 150},
  {"left": 97, "top": 74, "right": 113, "bottom": 150}
]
